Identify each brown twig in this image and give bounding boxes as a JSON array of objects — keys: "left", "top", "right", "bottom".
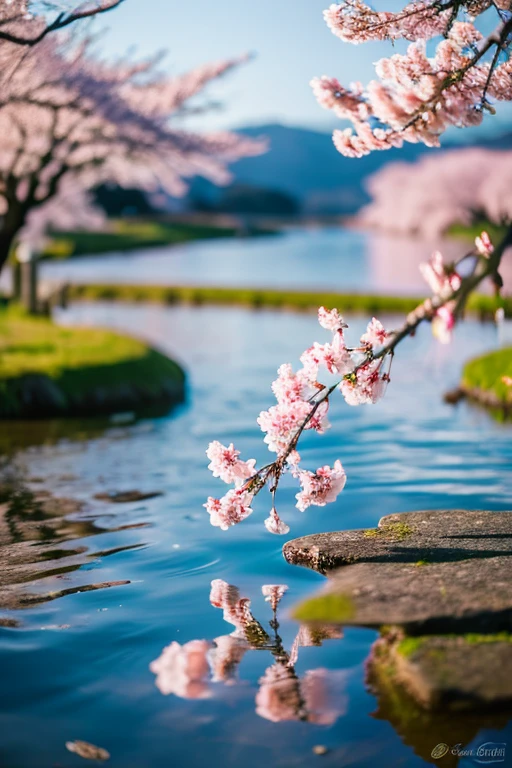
[{"left": 0, "top": 0, "right": 125, "bottom": 46}]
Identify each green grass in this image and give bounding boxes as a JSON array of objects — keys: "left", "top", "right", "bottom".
[
  {"left": 41, "top": 219, "right": 251, "bottom": 259},
  {"left": 462, "top": 347, "right": 512, "bottom": 403},
  {"left": 447, "top": 220, "right": 508, "bottom": 244},
  {"left": 0, "top": 305, "right": 185, "bottom": 418},
  {"left": 67, "top": 283, "right": 512, "bottom": 319}
]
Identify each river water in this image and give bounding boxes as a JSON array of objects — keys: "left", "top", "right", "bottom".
[
  {"left": 1, "top": 230, "right": 512, "bottom": 768},
  {"left": 39, "top": 227, "right": 468, "bottom": 295}
]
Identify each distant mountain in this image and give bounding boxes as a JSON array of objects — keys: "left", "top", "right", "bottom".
[
  {"left": 187, "top": 123, "right": 512, "bottom": 216},
  {"left": 188, "top": 123, "right": 434, "bottom": 215}
]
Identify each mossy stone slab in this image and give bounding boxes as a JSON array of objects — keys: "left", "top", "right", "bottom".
[
  {"left": 370, "top": 632, "right": 512, "bottom": 711},
  {"left": 283, "top": 510, "right": 512, "bottom": 573},
  {"left": 293, "top": 555, "right": 512, "bottom": 633}
]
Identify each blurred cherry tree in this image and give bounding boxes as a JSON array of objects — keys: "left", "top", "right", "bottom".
[
  {"left": 0, "top": 4, "right": 265, "bottom": 269},
  {"left": 361, "top": 147, "right": 512, "bottom": 236}
]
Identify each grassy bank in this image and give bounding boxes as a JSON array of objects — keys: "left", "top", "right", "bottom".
[
  {"left": 461, "top": 347, "right": 512, "bottom": 413},
  {"left": 0, "top": 306, "right": 185, "bottom": 419},
  {"left": 68, "top": 283, "right": 512, "bottom": 319},
  {"left": 42, "top": 219, "right": 261, "bottom": 259}
]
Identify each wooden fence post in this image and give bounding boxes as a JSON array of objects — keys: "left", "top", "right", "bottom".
[{"left": 17, "top": 244, "right": 39, "bottom": 315}]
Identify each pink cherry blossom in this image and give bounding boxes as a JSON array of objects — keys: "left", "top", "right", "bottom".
[
  {"left": 150, "top": 639, "right": 212, "bottom": 699},
  {"left": 300, "top": 340, "right": 352, "bottom": 380},
  {"left": 257, "top": 400, "right": 313, "bottom": 455},
  {"left": 318, "top": 305, "right": 348, "bottom": 332},
  {"left": 264, "top": 507, "right": 290, "bottom": 535},
  {"left": 340, "top": 360, "right": 387, "bottom": 406},
  {"left": 475, "top": 231, "right": 494, "bottom": 257},
  {"left": 323, "top": 1, "right": 454, "bottom": 44},
  {"left": 420, "top": 251, "right": 461, "bottom": 299},
  {"left": 286, "top": 450, "right": 301, "bottom": 468},
  {"left": 310, "top": 76, "right": 370, "bottom": 122},
  {"left": 360, "top": 317, "right": 389, "bottom": 349},
  {"left": 296, "top": 460, "right": 346, "bottom": 512},
  {"left": 307, "top": 398, "right": 331, "bottom": 434},
  {"left": 206, "top": 441, "right": 256, "bottom": 486},
  {"left": 432, "top": 304, "right": 455, "bottom": 345},
  {"left": 271, "top": 364, "right": 312, "bottom": 404},
  {"left": 204, "top": 490, "right": 253, "bottom": 531}
]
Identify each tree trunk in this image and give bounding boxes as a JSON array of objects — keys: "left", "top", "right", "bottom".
[
  {"left": 0, "top": 200, "right": 27, "bottom": 284},
  {"left": 0, "top": 228, "right": 17, "bottom": 277}
]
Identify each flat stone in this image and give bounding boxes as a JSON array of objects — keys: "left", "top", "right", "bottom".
[
  {"left": 94, "top": 490, "right": 163, "bottom": 503},
  {"left": 293, "top": 556, "right": 512, "bottom": 633},
  {"left": 369, "top": 631, "right": 512, "bottom": 711},
  {"left": 367, "top": 635, "right": 512, "bottom": 749},
  {"left": 0, "top": 476, "right": 133, "bottom": 610},
  {"left": 283, "top": 510, "right": 512, "bottom": 573},
  {"left": 288, "top": 510, "right": 512, "bottom": 709}
]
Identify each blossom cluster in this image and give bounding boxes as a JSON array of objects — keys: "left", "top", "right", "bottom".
[
  {"left": 205, "top": 308, "right": 392, "bottom": 534},
  {"left": 322, "top": 1, "right": 503, "bottom": 45},
  {"left": 417, "top": 232, "right": 493, "bottom": 343},
  {"left": 312, "top": 1, "right": 512, "bottom": 157}
]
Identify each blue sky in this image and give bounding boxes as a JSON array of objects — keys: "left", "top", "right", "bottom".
[
  {"left": 97, "top": 0, "right": 406, "bottom": 131},
  {"left": 97, "top": 0, "right": 511, "bottom": 136}
]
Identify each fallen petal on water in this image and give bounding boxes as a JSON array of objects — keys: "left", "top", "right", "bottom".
[{"left": 66, "top": 740, "right": 110, "bottom": 761}]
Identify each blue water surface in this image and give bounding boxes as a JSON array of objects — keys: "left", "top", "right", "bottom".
[{"left": 0, "top": 299, "right": 511, "bottom": 768}]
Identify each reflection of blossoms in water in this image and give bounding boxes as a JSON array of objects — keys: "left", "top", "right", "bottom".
[
  {"left": 288, "top": 624, "right": 343, "bottom": 667},
  {"left": 150, "top": 579, "right": 348, "bottom": 724},
  {"left": 256, "top": 665, "right": 346, "bottom": 724},
  {"left": 262, "top": 584, "right": 288, "bottom": 613},
  {"left": 209, "top": 634, "right": 249, "bottom": 684},
  {"left": 149, "top": 639, "right": 212, "bottom": 699}
]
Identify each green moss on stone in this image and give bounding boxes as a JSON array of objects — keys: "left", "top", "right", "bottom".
[
  {"left": 397, "top": 637, "right": 427, "bottom": 658},
  {"left": 397, "top": 632, "right": 512, "bottom": 659},
  {"left": 364, "top": 522, "right": 414, "bottom": 541},
  {"left": 292, "top": 592, "right": 355, "bottom": 623},
  {"left": 463, "top": 632, "right": 512, "bottom": 644}
]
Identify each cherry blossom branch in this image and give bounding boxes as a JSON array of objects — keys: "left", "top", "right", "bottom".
[
  {"left": 205, "top": 227, "right": 508, "bottom": 535},
  {"left": 313, "top": 2, "right": 512, "bottom": 157},
  {"left": 0, "top": 1, "right": 125, "bottom": 46}
]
